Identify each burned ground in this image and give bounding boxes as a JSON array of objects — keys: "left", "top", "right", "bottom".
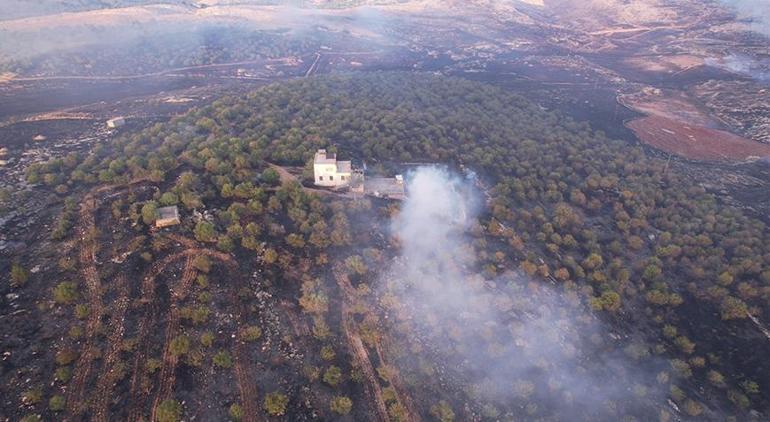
[{"left": 2, "top": 1, "right": 770, "bottom": 420}]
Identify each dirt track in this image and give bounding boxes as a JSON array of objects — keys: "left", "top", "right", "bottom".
[
  {"left": 127, "top": 247, "right": 241, "bottom": 421},
  {"left": 149, "top": 256, "right": 198, "bottom": 422},
  {"left": 334, "top": 265, "right": 419, "bottom": 422},
  {"left": 91, "top": 275, "right": 130, "bottom": 422},
  {"left": 66, "top": 193, "right": 105, "bottom": 416}
]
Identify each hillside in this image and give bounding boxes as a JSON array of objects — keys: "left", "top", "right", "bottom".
[{"left": 5, "top": 73, "right": 769, "bottom": 421}]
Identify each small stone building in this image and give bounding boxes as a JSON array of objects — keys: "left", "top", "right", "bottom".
[
  {"left": 156, "top": 206, "right": 180, "bottom": 228},
  {"left": 107, "top": 117, "right": 126, "bottom": 129},
  {"left": 313, "top": 149, "right": 352, "bottom": 188}
]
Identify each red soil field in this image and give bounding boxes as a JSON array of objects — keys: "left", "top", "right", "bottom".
[{"left": 626, "top": 116, "right": 770, "bottom": 161}]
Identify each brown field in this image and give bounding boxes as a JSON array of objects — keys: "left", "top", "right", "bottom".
[
  {"left": 623, "top": 54, "right": 703, "bottom": 73},
  {"left": 627, "top": 116, "right": 770, "bottom": 161},
  {"left": 619, "top": 90, "right": 716, "bottom": 127}
]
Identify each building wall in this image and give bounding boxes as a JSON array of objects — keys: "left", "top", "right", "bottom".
[{"left": 314, "top": 163, "right": 350, "bottom": 187}]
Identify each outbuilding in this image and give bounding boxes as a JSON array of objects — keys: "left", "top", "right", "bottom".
[{"left": 155, "top": 206, "right": 181, "bottom": 228}]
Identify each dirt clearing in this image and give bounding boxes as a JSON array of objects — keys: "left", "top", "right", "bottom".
[{"left": 627, "top": 116, "right": 770, "bottom": 161}]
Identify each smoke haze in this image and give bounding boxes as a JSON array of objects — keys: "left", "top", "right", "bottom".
[{"left": 718, "top": 0, "right": 770, "bottom": 36}]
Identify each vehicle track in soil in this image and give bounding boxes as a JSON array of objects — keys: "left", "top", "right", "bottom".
[
  {"left": 127, "top": 247, "right": 232, "bottom": 421},
  {"left": 333, "top": 265, "right": 419, "bottom": 422},
  {"left": 375, "top": 339, "right": 421, "bottom": 422},
  {"left": 66, "top": 193, "right": 105, "bottom": 416},
  {"left": 63, "top": 182, "right": 147, "bottom": 418},
  {"left": 126, "top": 242, "right": 263, "bottom": 422},
  {"left": 231, "top": 278, "right": 263, "bottom": 422},
  {"left": 91, "top": 275, "right": 130, "bottom": 422},
  {"left": 149, "top": 256, "right": 198, "bottom": 422}
]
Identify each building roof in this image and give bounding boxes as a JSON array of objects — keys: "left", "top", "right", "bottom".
[
  {"left": 314, "top": 149, "right": 337, "bottom": 165},
  {"left": 336, "top": 161, "right": 352, "bottom": 173},
  {"left": 157, "top": 206, "right": 179, "bottom": 221}
]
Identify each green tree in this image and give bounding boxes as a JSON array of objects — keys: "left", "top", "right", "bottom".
[
  {"left": 194, "top": 221, "right": 217, "bottom": 242},
  {"left": 159, "top": 192, "right": 179, "bottom": 206},
  {"left": 141, "top": 201, "right": 159, "bottom": 225},
  {"left": 261, "top": 167, "right": 281, "bottom": 186},
  {"left": 720, "top": 296, "right": 748, "bottom": 320},
  {"left": 345, "top": 255, "right": 367, "bottom": 276}
]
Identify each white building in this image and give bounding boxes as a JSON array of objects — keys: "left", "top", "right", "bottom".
[
  {"left": 313, "top": 149, "right": 352, "bottom": 188},
  {"left": 107, "top": 117, "right": 126, "bottom": 129}
]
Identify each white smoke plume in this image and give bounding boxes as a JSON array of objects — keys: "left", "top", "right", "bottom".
[
  {"left": 381, "top": 166, "right": 670, "bottom": 419},
  {"left": 705, "top": 54, "right": 770, "bottom": 83}
]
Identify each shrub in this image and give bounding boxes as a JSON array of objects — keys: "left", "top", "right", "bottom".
[
  {"left": 430, "top": 400, "right": 455, "bottom": 422},
  {"left": 213, "top": 350, "right": 233, "bottom": 368},
  {"left": 323, "top": 366, "right": 342, "bottom": 387},
  {"left": 53, "top": 282, "right": 78, "bottom": 305},
  {"left": 727, "top": 389, "right": 750, "bottom": 409},
  {"left": 55, "top": 349, "right": 78, "bottom": 366},
  {"left": 169, "top": 335, "right": 191, "bottom": 357},
  {"left": 49, "top": 395, "right": 66, "bottom": 412},
  {"left": 55, "top": 366, "right": 72, "bottom": 383},
  {"left": 229, "top": 403, "right": 244, "bottom": 421},
  {"left": 242, "top": 326, "right": 262, "bottom": 342},
  {"left": 74, "top": 304, "right": 89, "bottom": 319},
  {"left": 21, "top": 388, "right": 43, "bottom": 405},
  {"left": 330, "top": 396, "right": 353, "bottom": 415},
  {"left": 68, "top": 325, "right": 84, "bottom": 339},
  {"left": 10, "top": 263, "right": 29, "bottom": 287},
  {"left": 156, "top": 399, "right": 182, "bottom": 422},
  {"left": 192, "top": 255, "right": 212, "bottom": 273},
  {"left": 146, "top": 358, "right": 163, "bottom": 374},
  {"left": 388, "top": 403, "right": 407, "bottom": 422},
  {"left": 263, "top": 392, "right": 288, "bottom": 416},
  {"left": 683, "top": 399, "right": 703, "bottom": 416},
  {"left": 200, "top": 331, "right": 215, "bottom": 347},
  {"left": 320, "top": 345, "right": 335, "bottom": 361},
  {"left": 708, "top": 370, "right": 725, "bottom": 387}
]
